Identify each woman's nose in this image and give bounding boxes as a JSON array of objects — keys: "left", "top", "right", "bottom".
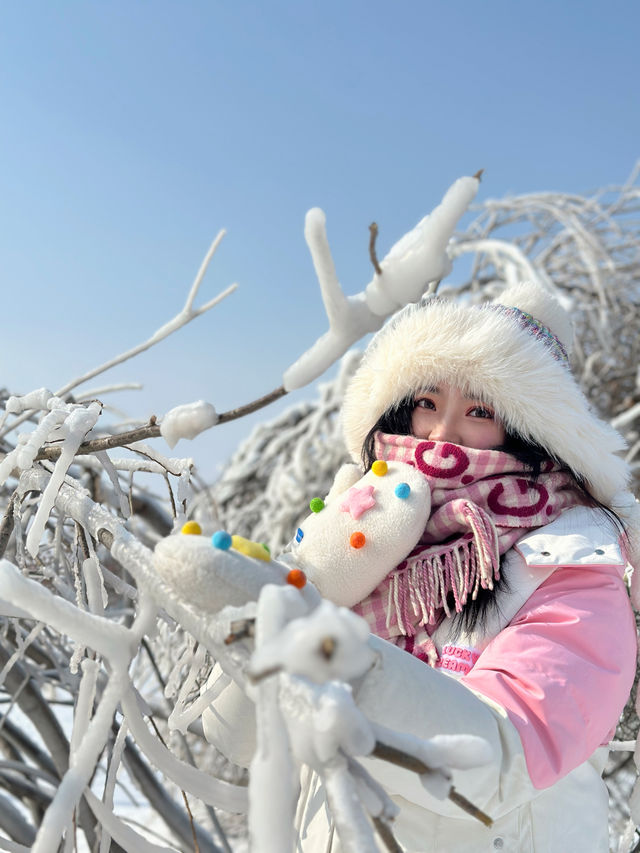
[{"left": 429, "top": 417, "right": 460, "bottom": 444}]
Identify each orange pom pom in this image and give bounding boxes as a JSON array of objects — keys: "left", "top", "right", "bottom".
[
  {"left": 350, "top": 531, "right": 366, "bottom": 549},
  {"left": 286, "top": 568, "right": 307, "bottom": 589},
  {"left": 371, "top": 460, "right": 388, "bottom": 476}
]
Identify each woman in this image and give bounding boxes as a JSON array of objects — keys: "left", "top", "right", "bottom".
[{"left": 204, "top": 281, "right": 639, "bottom": 851}]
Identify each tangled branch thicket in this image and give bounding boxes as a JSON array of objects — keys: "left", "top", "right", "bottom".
[{"left": 0, "top": 167, "right": 638, "bottom": 852}]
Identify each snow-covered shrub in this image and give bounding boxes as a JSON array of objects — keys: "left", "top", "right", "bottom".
[{"left": 0, "top": 168, "right": 639, "bottom": 851}]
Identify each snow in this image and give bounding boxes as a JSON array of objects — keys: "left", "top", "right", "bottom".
[
  {"left": 84, "top": 790, "right": 176, "bottom": 853},
  {"left": 283, "top": 174, "right": 479, "bottom": 391},
  {"left": 364, "top": 175, "right": 478, "bottom": 314},
  {"left": 160, "top": 400, "right": 218, "bottom": 449},
  {"left": 247, "top": 598, "right": 375, "bottom": 685},
  {"left": 0, "top": 406, "right": 67, "bottom": 486},
  {"left": 0, "top": 367, "right": 497, "bottom": 850},
  {"left": 4, "top": 388, "right": 54, "bottom": 414},
  {"left": 240, "top": 585, "right": 493, "bottom": 851},
  {"left": 248, "top": 586, "right": 300, "bottom": 853},
  {"left": 120, "top": 681, "right": 249, "bottom": 814},
  {"left": 280, "top": 678, "right": 375, "bottom": 769},
  {"left": 26, "top": 403, "right": 102, "bottom": 557},
  {"left": 95, "top": 449, "right": 131, "bottom": 519}
]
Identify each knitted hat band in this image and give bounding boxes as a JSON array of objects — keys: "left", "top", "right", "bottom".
[{"left": 487, "top": 304, "right": 569, "bottom": 364}]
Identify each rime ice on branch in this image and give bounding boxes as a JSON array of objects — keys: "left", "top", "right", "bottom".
[
  {"left": 0, "top": 167, "right": 638, "bottom": 852},
  {"left": 283, "top": 175, "right": 480, "bottom": 391},
  {"left": 160, "top": 401, "right": 219, "bottom": 448}
]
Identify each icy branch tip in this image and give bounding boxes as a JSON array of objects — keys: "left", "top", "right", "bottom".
[
  {"left": 160, "top": 401, "right": 219, "bottom": 449},
  {"left": 304, "top": 207, "right": 327, "bottom": 239},
  {"left": 5, "top": 388, "right": 54, "bottom": 414}
]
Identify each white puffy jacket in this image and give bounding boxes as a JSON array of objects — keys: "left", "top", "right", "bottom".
[{"left": 203, "top": 507, "right": 636, "bottom": 852}]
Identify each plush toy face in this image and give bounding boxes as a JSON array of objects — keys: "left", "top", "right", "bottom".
[{"left": 290, "top": 461, "right": 431, "bottom": 607}]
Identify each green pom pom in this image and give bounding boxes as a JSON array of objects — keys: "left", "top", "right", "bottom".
[{"left": 309, "top": 497, "right": 325, "bottom": 513}]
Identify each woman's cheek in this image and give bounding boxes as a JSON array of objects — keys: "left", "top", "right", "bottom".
[{"left": 410, "top": 410, "right": 430, "bottom": 438}]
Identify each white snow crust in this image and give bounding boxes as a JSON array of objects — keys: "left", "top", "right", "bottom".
[{"left": 160, "top": 401, "right": 218, "bottom": 448}]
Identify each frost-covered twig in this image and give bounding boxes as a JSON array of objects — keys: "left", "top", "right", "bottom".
[
  {"left": 55, "top": 231, "right": 235, "bottom": 400},
  {"left": 371, "top": 741, "right": 492, "bottom": 826},
  {"left": 0, "top": 232, "right": 235, "bottom": 443},
  {"left": 34, "top": 385, "right": 288, "bottom": 462},
  {"left": 35, "top": 419, "right": 162, "bottom": 461},
  {"left": 75, "top": 383, "right": 143, "bottom": 401},
  {"left": 0, "top": 498, "right": 15, "bottom": 560},
  {"left": 0, "top": 792, "right": 35, "bottom": 849},
  {"left": 248, "top": 585, "right": 299, "bottom": 853},
  {"left": 0, "top": 642, "right": 101, "bottom": 849}
]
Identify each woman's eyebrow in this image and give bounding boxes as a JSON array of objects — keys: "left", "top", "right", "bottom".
[{"left": 463, "top": 395, "right": 494, "bottom": 407}]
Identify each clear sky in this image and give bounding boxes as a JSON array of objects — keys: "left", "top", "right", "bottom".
[{"left": 1, "top": 1, "right": 638, "bottom": 479}]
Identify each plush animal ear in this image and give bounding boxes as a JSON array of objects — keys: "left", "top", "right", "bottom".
[
  {"left": 325, "top": 463, "right": 363, "bottom": 504},
  {"left": 291, "top": 461, "right": 431, "bottom": 607}
]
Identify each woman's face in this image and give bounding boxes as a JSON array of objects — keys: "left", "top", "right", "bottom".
[{"left": 411, "top": 385, "right": 505, "bottom": 450}]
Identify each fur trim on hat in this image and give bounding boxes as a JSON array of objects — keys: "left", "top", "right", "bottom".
[{"left": 342, "top": 282, "right": 629, "bottom": 506}]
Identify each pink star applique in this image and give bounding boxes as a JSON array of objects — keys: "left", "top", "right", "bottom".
[{"left": 339, "top": 484, "right": 376, "bottom": 520}]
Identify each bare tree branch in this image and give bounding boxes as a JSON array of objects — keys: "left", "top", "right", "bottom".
[
  {"left": 121, "top": 735, "right": 223, "bottom": 853},
  {"left": 369, "top": 223, "right": 382, "bottom": 275},
  {"left": 0, "top": 789, "right": 36, "bottom": 847},
  {"left": 33, "top": 385, "right": 287, "bottom": 463}
]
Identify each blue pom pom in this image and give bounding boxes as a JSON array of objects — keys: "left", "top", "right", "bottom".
[
  {"left": 212, "top": 530, "right": 232, "bottom": 550},
  {"left": 295, "top": 528, "right": 304, "bottom": 543},
  {"left": 395, "top": 483, "right": 411, "bottom": 499}
]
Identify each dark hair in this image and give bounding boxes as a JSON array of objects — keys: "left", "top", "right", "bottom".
[{"left": 360, "top": 394, "right": 625, "bottom": 635}]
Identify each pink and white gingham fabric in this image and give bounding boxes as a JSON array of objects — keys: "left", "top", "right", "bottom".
[{"left": 352, "top": 433, "right": 581, "bottom": 664}]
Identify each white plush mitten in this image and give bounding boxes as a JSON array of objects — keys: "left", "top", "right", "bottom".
[
  {"left": 287, "top": 460, "right": 431, "bottom": 607},
  {"left": 153, "top": 525, "right": 290, "bottom": 613}
]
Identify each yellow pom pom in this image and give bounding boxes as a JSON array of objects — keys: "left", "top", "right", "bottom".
[
  {"left": 181, "top": 521, "right": 202, "bottom": 535},
  {"left": 371, "top": 460, "right": 388, "bottom": 477},
  {"left": 231, "top": 535, "right": 271, "bottom": 561}
]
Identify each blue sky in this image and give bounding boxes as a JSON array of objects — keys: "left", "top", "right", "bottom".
[{"left": 1, "top": 1, "right": 638, "bottom": 478}]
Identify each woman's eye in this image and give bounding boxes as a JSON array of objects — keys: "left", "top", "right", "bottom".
[
  {"left": 415, "top": 398, "right": 436, "bottom": 411},
  {"left": 468, "top": 406, "right": 494, "bottom": 419}
]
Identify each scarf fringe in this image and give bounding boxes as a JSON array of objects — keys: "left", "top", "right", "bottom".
[
  {"left": 390, "top": 503, "right": 501, "bottom": 636},
  {"left": 357, "top": 435, "right": 583, "bottom": 667}
]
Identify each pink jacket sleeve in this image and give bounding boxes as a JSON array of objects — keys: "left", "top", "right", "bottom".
[{"left": 461, "top": 563, "right": 637, "bottom": 789}]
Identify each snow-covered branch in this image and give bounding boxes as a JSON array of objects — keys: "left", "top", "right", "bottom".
[
  {"left": 283, "top": 175, "right": 480, "bottom": 390},
  {"left": 55, "top": 231, "right": 235, "bottom": 401}
]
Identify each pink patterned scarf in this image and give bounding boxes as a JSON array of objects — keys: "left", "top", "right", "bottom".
[{"left": 352, "top": 433, "right": 582, "bottom": 665}]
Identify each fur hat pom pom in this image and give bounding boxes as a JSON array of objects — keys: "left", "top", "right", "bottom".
[{"left": 494, "top": 281, "right": 574, "bottom": 356}]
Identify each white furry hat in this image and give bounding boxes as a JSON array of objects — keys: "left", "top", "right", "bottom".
[{"left": 342, "top": 281, "right": 630, "bottom": 507}]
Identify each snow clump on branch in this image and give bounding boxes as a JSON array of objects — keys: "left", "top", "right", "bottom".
[{"left": 160, "top": 400, "right": 219, "bottom": 449}]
